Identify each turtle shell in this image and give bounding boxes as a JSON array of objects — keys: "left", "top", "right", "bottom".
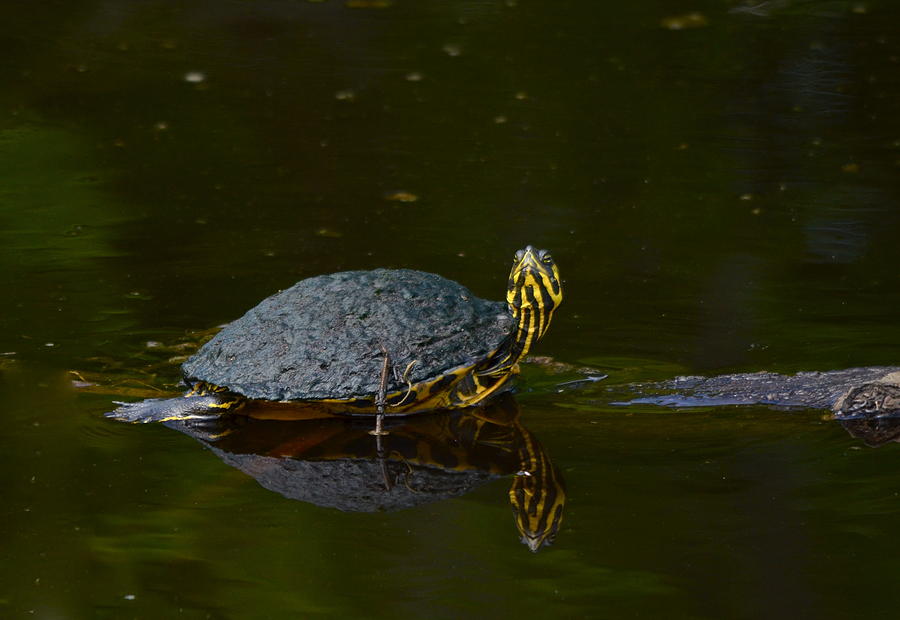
[{"left": 182, "top": 269, "right": 513, "bottom": 401}]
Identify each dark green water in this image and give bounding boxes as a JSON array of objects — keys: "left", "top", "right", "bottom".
[{"left": 2, "top": 1, "right": 900, "bottom": 617}]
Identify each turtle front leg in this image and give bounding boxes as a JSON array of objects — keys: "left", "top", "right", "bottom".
[
  {"left": 446, "top": 367, "right": 516, "bottom": 409},
  {"left": 370, "top": 345, "right": 391, "bottom": 436}
]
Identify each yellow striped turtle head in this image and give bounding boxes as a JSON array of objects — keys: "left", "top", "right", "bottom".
[{"left": 506, "top": 246, "right": 562, "bottom": 353}]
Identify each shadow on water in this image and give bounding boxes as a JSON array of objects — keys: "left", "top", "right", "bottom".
[{"left": 159, "top": 392, "right": 565, "bottom": 552}]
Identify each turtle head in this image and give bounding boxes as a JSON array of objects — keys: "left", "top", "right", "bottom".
[
  {"left": 478, "top": 246, "right": 562, "bottom": 378},
  {"left": 506, "top": 246, "right": 562, "bottom": 349}
]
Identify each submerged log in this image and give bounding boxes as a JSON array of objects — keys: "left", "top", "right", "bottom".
[{"left": 627, "top": 366, "right": 900, "bottom": 414}]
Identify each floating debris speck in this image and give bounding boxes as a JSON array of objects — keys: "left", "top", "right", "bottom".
[
  {"left": 346, "top": 0, "right": 393, "bottom": 7},
  {"left": 184, "top": 71, "right": 206, "bottom": 83},
  {"left": 660, "top": 12, "right": 708, "bottom": 30},
  {"left": 125, "top": 291, "right": 153, "bottom": 300},
  {"left": 385, "top": 191, "right": 419, "bottom": 203}
]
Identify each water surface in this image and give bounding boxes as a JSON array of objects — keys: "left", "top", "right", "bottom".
[{"left": 2, "top": 1, "right": 900, "bottom": 618}]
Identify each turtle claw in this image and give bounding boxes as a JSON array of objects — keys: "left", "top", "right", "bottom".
[{"left": 106, "top": 398, "right": 176, "bottom": 423}]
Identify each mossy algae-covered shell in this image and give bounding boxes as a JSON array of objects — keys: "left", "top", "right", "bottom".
[{"left": 182, "top": 269, "right": 514, "bottom": 401}]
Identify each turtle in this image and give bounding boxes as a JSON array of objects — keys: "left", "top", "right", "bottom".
[{"left": 107, "top": 246, "right": 562, "bottom": 423}]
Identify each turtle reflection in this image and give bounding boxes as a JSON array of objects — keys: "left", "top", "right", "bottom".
[
  {"left": 166, "top": 393, "right": 565, "bottom": 551},
  {"left": 838, "top": 417, "right": 900, "bottom": 448}
]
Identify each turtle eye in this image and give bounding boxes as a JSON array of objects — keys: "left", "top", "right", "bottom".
[{"left": 541, "top": 254, "right": 553, "bottom": 264}]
